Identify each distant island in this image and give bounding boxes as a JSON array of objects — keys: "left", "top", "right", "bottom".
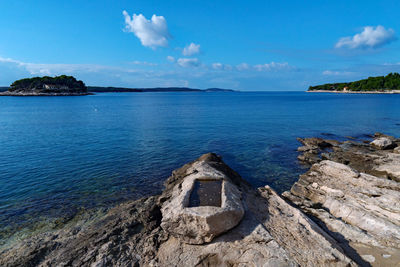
[
  {"left": 308, "top": 73, "right": 400, "bottom": 93},
  {"left": 0, "top": 75, "right": 234, "bottom": 96},
  {"left": 0, "top": 75, "right": 90, "bottom": 96},
  {"left": 87, "top": 86, "right": 234, "bottom": 93}
]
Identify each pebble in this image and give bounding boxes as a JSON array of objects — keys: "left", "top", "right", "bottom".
[{"left": 361, "top": 254, "right": 375, "bottom": 263}]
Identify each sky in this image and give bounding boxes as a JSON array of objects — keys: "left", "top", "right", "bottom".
[{"left": 1, "top": 0, "right": 400, "bottom": 91}]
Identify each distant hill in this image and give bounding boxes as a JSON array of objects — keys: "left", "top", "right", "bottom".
[
  {"left": 87, "top": 86, "right": 235, "bottom": 93},
  {"left": 203, "top": 88, "right": 235, "bottom": 92},
  {"left": 309, "top": 73, "right": 400, "bottom": 92},
  {"left": 0, "top": 77, "right": 235, "bottom": 95}
]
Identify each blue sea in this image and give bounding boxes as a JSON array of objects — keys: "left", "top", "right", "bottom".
[{"left": 1, "top": 91, "right": 400, "bottom": 240}]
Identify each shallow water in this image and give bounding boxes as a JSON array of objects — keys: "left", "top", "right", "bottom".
[{"left": 1, "top": 91, "right": 400, "bottom": 238}]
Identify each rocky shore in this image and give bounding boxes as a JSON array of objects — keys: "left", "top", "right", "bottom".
[
  {"left": 1, "top": 134, "right": 399, "bottom": 266},
  {"left": 284, "top": 133, "right": 400, "bottom": 266},
  {"left": 0, "top": 91, "right": 92, "bottom": 96},
  {"left": 308, "top": 90, "right": 400, "bottom": 94}
]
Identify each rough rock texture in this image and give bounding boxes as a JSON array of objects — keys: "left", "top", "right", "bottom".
[
  {"left": 158, "top": 154, "right": 354, "bottom": 266},
  {"left": 0, "top": 195, "right": 165, "bottom": 266},
  {"left": 284, "top": 134, "right": 400, "bottom": 266},
  {"left": 0, "top": 153, "right": 355, "bottom": 266},
  {"left": 370, "top": 137, "right": 396, "bottom": 150},
  {"left": 161, "top": 160, "right": 244, "bottom": 244},
  {"left": 297, "top": 137, "right": 341, "bottom": 165}
]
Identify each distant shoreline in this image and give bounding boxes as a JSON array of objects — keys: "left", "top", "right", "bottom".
[
  {"left": 87, "top": 86, "right": 235, "bottom": 93},
  {"left": 0, "top": 92, "right": 93, "bottom": 96},
  {"left": 307, "top": 90, "right": 400, "bottom": 94},
  {"left": 0, "top": 86, "right": 235, "bottom": 95}
]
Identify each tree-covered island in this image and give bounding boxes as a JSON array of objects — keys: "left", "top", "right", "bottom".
[
  {"left": 0, "top": 75, "right": 90, "bottom": 96},
  {"left": 308, "top": 73, "right": 400, "bottom": 93}
]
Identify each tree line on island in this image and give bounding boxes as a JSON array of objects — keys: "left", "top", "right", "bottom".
[
  {"left": 309, "top": 73, "right": 400, "bottom": 92},
  {"left": 9, "top": 75, "right": 87, "bottom": 92}
]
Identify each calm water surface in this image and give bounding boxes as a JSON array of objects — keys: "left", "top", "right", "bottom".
[{"left": 1, "top": 92, "right": 400, "bottom": 238}]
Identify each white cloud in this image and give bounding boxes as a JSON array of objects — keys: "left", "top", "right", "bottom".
[
  {"left": 0, "top": 56, "right": 301, "bottom": 90},
  {"left": 335, "top": 25, "right": 396, "bottom": 49},
  {"left": 0, "top": 56, "right": 124, "bottom": 76},
  {"left": 236, "top": 63, "right": 250, "bottom": 71},
  {"left": 212, "top": 63, "right": 232, "bottom": 70},
  {"left": 182, "top": 43, "right": 200, "bottom": 56},
  {"left": 122, "top": 10, "right": 170, "bottom": 49},
  {"left": 254, "top": 62, "right": 291, "bottom": 71},
  {"left": 322, "top": 70, "right": 353, "bottom": 76},
  {"left": 212, "top": 63, "right": 223, "bottom": 69},
  {"left": 177, "top": 58, "right": 200, "bottom": 68},
  {"left": 0, "top": 57, "right": 20, "bottom": 64},
  {"left": 167, "top": 56, "right": 175, "bottom": 62},
  {"left": 131, "top": 60, "right": 158, "bottom": 66}
]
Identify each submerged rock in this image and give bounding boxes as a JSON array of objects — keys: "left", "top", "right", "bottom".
[
  {"left": 296, "top": 137, "right": 341, "bottom": 165},
  {"left": 0, "top": 153, "right": 355, "bottom": 266}
]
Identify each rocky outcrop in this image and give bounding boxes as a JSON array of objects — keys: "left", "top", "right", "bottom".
[
  {"left": 0, "top": 153, "right": 355, "bottom": 266},
  {"left": 370, "top": 137, "right": 396, "bottom": 150},
  {"left": 160, "top": 160, "right": 244, "bottom": 244},
  {"left": 157, "top": 154, "right": 354, "bottom": 266},
  {"left": 3, "top": 134, "right": 398, "bottom": 267},
  {"left": 284, "top": 134, "right": 400, "bottom": 266}
]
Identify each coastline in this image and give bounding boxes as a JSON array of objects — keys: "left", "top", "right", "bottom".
[
  {"left": 307, "top": 90, "right": 400, "bottom": 94},
  {"left": 1, "top": 133, "right": 399, "bottom": 266},
  {"left": 0, "top": 92, "right": 93, "bottom": 96}
]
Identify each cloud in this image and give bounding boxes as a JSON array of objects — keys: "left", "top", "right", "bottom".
[
  {"left": 0, "top": 56, "right": 195, "bottom": 88},
  {"left": 122, "top": 10, "right": 170, "bottom": 49},
  {"left": 182, "top": 43, "right": 200, "bottom": 56},
  {"left": 0, "top": 57, "right": 20, "bottom": 64},
  {"left": 0, "top": 55, "right": 302, "bottom": 90},
  {"left": 335, "top": 25, "right": 396, "bottom": 49},
  {"left": 166, "top": 56, "right": 175, "bottom": 62},
  {"left": 212, "top": 63, "right": 223, "bottom": 69},
  {"left": 254, "top": 62, "right": 291, "bottom": 71},
  {"left": 212, "top": 63, "right": 232, "bottom": 70},
  {"left": 131, "top": 60, "right": 158, "bottom": 66},
  {"left": 236, "top": 63, "right": 250, "bottom": 71},
  {"left": 177, "top": 58, "right": 200, "bottom": 68},
  {"left": 0, "top": 56, "right": 130, "bottom": 76},
  {"left": 322, "top": 70, "right": 354, "bottom": 76}
]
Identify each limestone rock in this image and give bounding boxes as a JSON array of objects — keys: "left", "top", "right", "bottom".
[
  {"left": 160, "top": 160, "right": 244, "bottom": 244},
  {"left": 284, "top": 135, "right": 400, "bottom": 267},
  {"left": 0, "top": 153, "right": 356, "bottom": 266},
  {"left": 370, "top": 137, "right": 396, "bottom": 150},
  {"left": 157, "top": 155, "right": 354, "bottom": 266},
  {"left": 296, "top": 137, "right": 341, "bottom": 165},
  {"left": 394, "top": 146, "right": 400, "bottom": 154}
]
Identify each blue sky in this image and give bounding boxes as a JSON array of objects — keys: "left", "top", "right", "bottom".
[{"left": 1, "top": 0, "right": 400, "bottom": 90}]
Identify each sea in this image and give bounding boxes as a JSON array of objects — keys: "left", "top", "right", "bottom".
[{"left": 1, "top": 91, "right": 400, "bottom": 243}]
